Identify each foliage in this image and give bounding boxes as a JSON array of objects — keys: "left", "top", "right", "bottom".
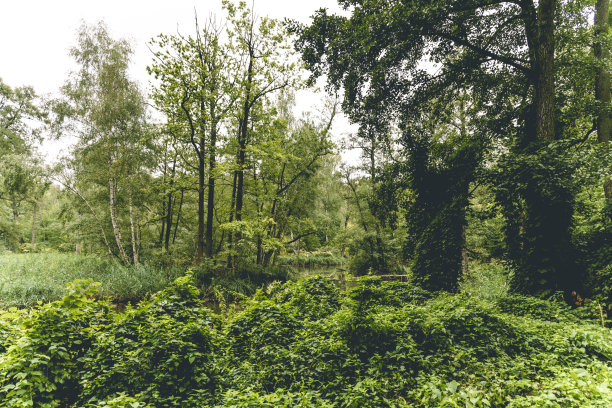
[
  {"left": 1, "top": 273, "right": 611, "bottom": 406},
  {"left": 276, "top": 252, "right": 345, "bottom": 267},
  {"left": 0, "top": 253, "right": 184, "bottom": 308},
  {"left": 0, "top": 279, "right": 112, "bottom": 407}
]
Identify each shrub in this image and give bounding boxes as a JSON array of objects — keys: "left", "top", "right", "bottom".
[
  {"left": 266, "top": 275, "right": 343, "bottom": 320},
  {"left": 0, "top": 280, "right": 113, "bottom": 407},
  {"left": 78, "top": 276, "right": 220, "bottom": 407}
]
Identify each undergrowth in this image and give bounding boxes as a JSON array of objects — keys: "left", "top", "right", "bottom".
[
  {"left": 0, "top": 253, "right": 184, "bottom": 308},
  {"left": 0, "top": 274, "right": 611, "bottom": 407},
  {"left": 276, "top": 252, "right": 345, "bottom": 267}
]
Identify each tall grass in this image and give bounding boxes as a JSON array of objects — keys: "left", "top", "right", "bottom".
[
  {"left": 459, "top": 260, "right": 510, "bottom": 300},
  {"left": 0, "top": 253, "right": 184, "bottom": 308}
]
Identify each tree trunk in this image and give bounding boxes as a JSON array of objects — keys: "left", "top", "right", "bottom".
[
  {"left": 58, "top": 177, "right": 113, "bottom": 257},
  {"left": 196, "top": 136, "right": 206, "bottom": 264},
  {"left": 227, "top": 170, "right": 238, "bottom": 270},
  {"left": 235, "top": 55, "right": 254, "bottom": 227},
  {"left": 109, "top": 177, "right": 130, "bottom": 264},
  {"left": 346, "top": 175, "right": 377, "bottom": 273},
  {"left": 461, "top": 224, "right": 468, "bottom": 276},
  {"left": 534, "top": 0, "right": 556, "bottom": 142},
  {"left": 128, "top": 187, "right": 139, "bottom": 265},
  {"left": 595, "top": 0, "right": 612, "bottom": 201},
  {"left": 173, "top": 189, "right": 184, "bottom": 245},
  {"left": 164, "top": 158, "right": 176, "bottom": 251},
  {"left": 206, "top": 122, "right": 217, "bottom": 257},
  {"left": 11, "top": 199, "right": 18, "bottom": 223},
  {"left": 256, "top": 236, "right": 262, "bottom": 265},
  {"left": 31, "top": 201, "right": 37, "bottom": 251},
  {"left": 159, "top": 144, "right": 168, "bottom": 247},
  {"left": 159, "top": 205, "right": 166, "bottom": 247}
]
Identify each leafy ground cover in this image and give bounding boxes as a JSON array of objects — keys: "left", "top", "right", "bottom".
[{"left": 1, "top": 273, "right": 611, "bottom": 407}]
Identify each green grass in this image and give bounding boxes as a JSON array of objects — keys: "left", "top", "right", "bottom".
[
  {"left": 460, "top": 260, "right": 511, "bottom": 299},
  {"left": 0, "top": 253, "right": 184, "bottom": 308}
]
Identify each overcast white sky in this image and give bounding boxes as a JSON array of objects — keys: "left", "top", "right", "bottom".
[{"left": 0, "top": 0, "right": 358, "bottom": 163}]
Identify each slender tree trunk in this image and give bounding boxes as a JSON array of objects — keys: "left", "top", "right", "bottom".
[
  {"left": 256, "top": 237, "right": 262, "bottom": 265},
  {"left": 291, "top": 231, "right": 298, "bottom": 256},
  {"left": 216, "top": 230, "right": 225, "bottom": 255},
  {"left": 31, "top": 201, "right": 37, "bottom": 251},
  {"left": 128, "top": 187, "right": 139, "bottom": 265},
  {"left": 346, "top": 176, "right": 377, "bottom": 273},
  {"left": 109, "top": 177, "right": 130, "bottom": 264},
  {"left": 172, "top": 189, "right": 184, "bottom": 245},
  {"left": 341, "top": 194, "right": 350, "bottom": 258},
  {"left": 159, "top": 144, "right": 168, "bottom": 247},
  {"left": 11, "top": 200, "right": 18, "bottom": 223},
  {"left": 164, "top": 158, "right": 176, "bottom": 251},
  {"left": 595, "top": 0, "right": 612, "bottom": 201},
  {"left": 459, "top": 97, "right": 469, "bottom": 277},
  {"left": 227, "top": 170, "right": 238, "bottom": 269},
  {"left": 235, "top": 55, "right": 254, "bottom": 227},
  {"left": 57, "top": 177, "right": 113, "bottom": 257},
  {"left": 196, "top": 137, "right": 206, "bottom": 264},
  {"left": 159, "top": 205, "right": 166, "bottom": 247},
  {"left": 367, "top": 137, "right": 387, "bottom": 273},
  {"left": 206, "top": 122, "right": 217, "bottom": 257},
  {"left": 461, "top": 225, "right": 468, "bottom": 276}
]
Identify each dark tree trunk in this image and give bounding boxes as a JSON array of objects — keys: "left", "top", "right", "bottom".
[
  {"left": 164, "top": 158, "right": 176, "bottom": 251},
  {"left": 206, "top": 121, "right": 217, "bottom": 258},
  {"left": 172, "top": 189, "right": 184, "bottom": 245},
  {"left": 196, "top": 135, "right": 206, "bottom": 264},
  {"left": 510, "top": 0, "right": 579, "bottom": 297},
  {"left": 227, "top": 170, "right": 238, "bottom": 269},
  {"left": 534, "top": 0, "right": 556, "bottom": 142},
  {"left": 235, "top": 56, "right": 254, "bottom": 227}
]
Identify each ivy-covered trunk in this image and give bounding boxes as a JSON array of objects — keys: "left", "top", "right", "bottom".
[{"left": 510, "top": 0, "right": 578, "bottom": 296}]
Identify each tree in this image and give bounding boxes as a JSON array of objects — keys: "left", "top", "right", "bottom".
[
  {"left": 0, "top": 78, "right": 43, "bottom": 155},
  {"left": 293, "top": 0, "right": 593, "bottom": 294},
  {"left": 223, "top": 0, "right": 298, "bottom": 264},
  {"left": 250, "top": 92, "right": 336, "bottom": 265},
  {"left": 0, "top": 78, "right": 47, "bottom": 251},
  {"left": 59, "top": 22, "right": 151, "bottom": 264},
  {"left": 150, "top": 14, "right": 238, "bottom": 263},
  {"left": 595, "top": 0, "right": 612, "bottom": 201}
]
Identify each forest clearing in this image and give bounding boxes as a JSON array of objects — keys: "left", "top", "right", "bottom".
[{"left": 0, "top": 0, "right": 611, "bottom": 406}]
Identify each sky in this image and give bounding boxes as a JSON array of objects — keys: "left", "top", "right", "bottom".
[{"left": 0, "top": 0, "right": 358, "bottom": 162}]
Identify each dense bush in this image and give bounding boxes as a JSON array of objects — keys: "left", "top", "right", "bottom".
[{"left": 1, "top": 275, "right": 612, "bottom": 407}]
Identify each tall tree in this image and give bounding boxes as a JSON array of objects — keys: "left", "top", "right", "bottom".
[
  {"left": 60, "top": 22, "right": 150, "bottom": 264},
  {"left": 149, "top": 15, "right": 234, "bottom": 263},
  {"left": 224, "top": 0, "right": 297, "bottom": 252},
  {"left": 293, "top": 0, "right": 591, "bottom": 294}
]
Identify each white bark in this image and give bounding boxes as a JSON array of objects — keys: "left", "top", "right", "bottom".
[{"left": 109, "top": 177, "right": 130, "bottom": 264}]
